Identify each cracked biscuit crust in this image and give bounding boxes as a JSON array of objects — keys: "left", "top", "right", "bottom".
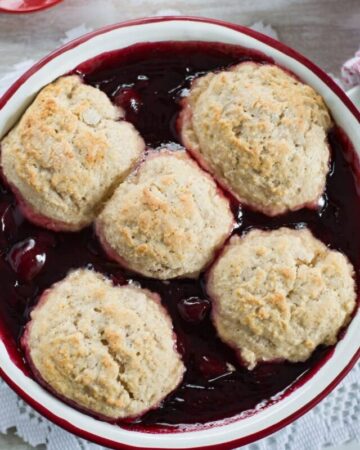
[
  {"left": 22, "top": 269, "right": 185, "bottom": 419},
  {"left": 207, "top": 228, "right": 356, "bottom": 369},
  {"left": 180, "top": 62, "right": 332, "bottom": 216},
  {"left": 1, "top": 75, "right": 144, "bottom": 231},
  {"left": 96, "top": 150, "right": 234, "bottom": 280}
]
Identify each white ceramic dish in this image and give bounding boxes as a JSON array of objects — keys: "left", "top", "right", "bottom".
[{"left": 0, "top": 16, "right": 359, "bottom": 450}]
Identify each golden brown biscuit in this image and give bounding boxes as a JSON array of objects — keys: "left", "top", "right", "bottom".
[
  {"left": 22, "top": 269, "right": 185, "bottom": 419},
  {"left": 96, "top": 150, "right": 234, "bottom": 279},
  {"left": 1, "top": 76, "right": 144, "bottom": 231},
  {"left": 180, "top": 62, "right": 332, "bottom": 216},
  {"left": 207, "top": 227, "right": 356, "bottom": 369}
]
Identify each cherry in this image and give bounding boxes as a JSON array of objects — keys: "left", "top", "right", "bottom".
[
  {"left": 253, "top": 362, "right": 282, "bottom": 384},
  {"left": 0, "top": 202, "right": 14, "bottom": 231},
  {"left": 114, "top": 88, "right": 142, "bottom": 120},
  {"left": 7, "top": 238, "right": 47, "bottom": 281},
  {"left": 109, "top": 270, "right": 127, "bottom": 286},
  {"left": 0, "top": 201, "right": 20, "bottom": 248},
  {"left": 196, "top": 354, "right": 228, "bottom": 379},
  {"left": 174, "top": 331, "right": 188, "bottom": 359},
  {"left": 177, "top": 297, "right": 211, "bottom": 323}
]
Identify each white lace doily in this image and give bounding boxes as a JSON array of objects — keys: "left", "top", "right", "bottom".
[
  {"left": 1, "top": 362, "right": 359, "bottom": 450},
  {"left": 0, "top": 21, "right": 359, "bottom": 450}
]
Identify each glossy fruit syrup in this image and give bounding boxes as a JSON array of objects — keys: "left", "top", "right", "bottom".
[{"left": 0, "top": 41, "right": 359, "bottom": 431}]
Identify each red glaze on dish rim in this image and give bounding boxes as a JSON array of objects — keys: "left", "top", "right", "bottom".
[
  {"left": 0, "top": 16, "right": 359, "bottom": 450},
  {"left": 0, "top": 0, "right": 63, "bottom": 14}
]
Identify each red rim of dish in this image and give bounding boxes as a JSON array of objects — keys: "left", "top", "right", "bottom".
[
  {"left": 0, "top": 0, "right": 63, "bottom": 14},
  {"left": 0, "top": 15, "right": 359, "bottom": 450}
]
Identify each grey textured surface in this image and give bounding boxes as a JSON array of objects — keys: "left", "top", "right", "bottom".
[
  {"left": 0, "top": 431, "right": 44, "bottom": 449},
  {"left": 0, "top": 0, "right": 359, "bottom": 77}
]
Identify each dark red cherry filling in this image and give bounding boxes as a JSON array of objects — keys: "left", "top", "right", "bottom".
[
  {"left": 0, "top": 201, "right": 23, "bottom": 249},
  {"left": 114, "top": 88, "right": 143, "bottom": 123},
  {"left": 7, "top": 238, "right": 46, "bottom": 281},
  {"left": 177, "top": 297, "right": 211, "bottom": 323},
  {"left": 109, "top": 270, "right": 127, "bottom": 286},
  {"left": 196, "top": 354, "right": 230, "bottom": 379},
  {"left": 0, "top": 41, "right": 359, "bottom": 432}
]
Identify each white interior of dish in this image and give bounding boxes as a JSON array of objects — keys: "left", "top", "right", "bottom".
[{"left": 0, "top": 19, "right": 359, "bottom": 449}]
